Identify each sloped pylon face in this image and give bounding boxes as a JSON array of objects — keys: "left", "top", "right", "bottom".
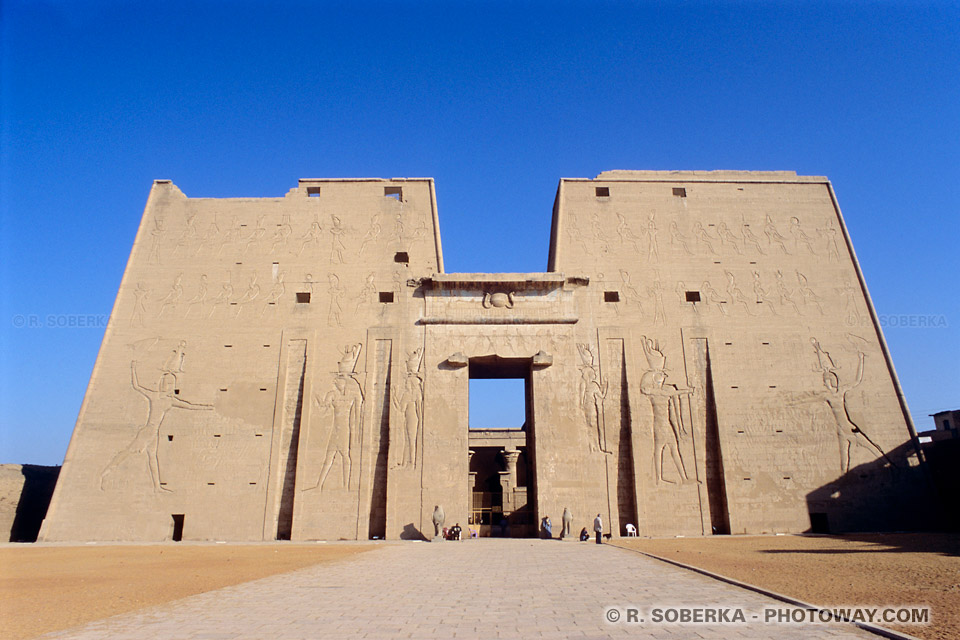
[{"left": 38, "top": 172, "right": 933, "bottom": 543}]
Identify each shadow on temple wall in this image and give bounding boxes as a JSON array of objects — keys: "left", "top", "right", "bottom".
[
  {"left": 9, "top": 465, "right": 60, "bottom": 542},
  {"left": 804, "top": 441, "right": 946, "bottom": 535}
]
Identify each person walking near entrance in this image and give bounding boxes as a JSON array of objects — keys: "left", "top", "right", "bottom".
[{"left": 594, "top": 513, "right": 603, "bottom": 544}]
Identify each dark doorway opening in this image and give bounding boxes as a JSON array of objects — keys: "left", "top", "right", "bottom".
[
  {"left": 171, "top": 514, "right": 185, "bottom": 541},
  {"left": 468, "top": 356, "right": 536, "bottom": 537}
]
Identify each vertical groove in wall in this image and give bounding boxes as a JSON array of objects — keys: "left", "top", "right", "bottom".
[
  {"left": 605, "top": 338, "right": 637, "bottom": 534},
  {"left": 276, "top": 339, "right": 307, "bottom": 540},
  {"left": 698, "top": 339, "right": 730, "bottom": 535},
  {"left": 368, "top": 339, "right": 392, "bottom": 539}
]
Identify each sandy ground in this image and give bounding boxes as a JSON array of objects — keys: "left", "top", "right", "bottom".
[
  {"left": 614, "top": 533, "right": 959, "bottom": 640},
  {"left": 0, "top": 543, "right": 372, "bottom": 640}
]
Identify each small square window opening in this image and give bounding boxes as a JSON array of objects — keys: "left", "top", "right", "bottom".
[
  {"left": 394, "top": 252, "right": 409, "bottom": 264},
  {"left": 604, "top": 291, "right": 620, "bottom": 303},
  {"left": 379, "top": 291, "right": 395, "bottom": 303},
  {"left": 673, "top": 187, "right": 687, "bottom": 197},
  {"left": 306, "top": 186, "right": 321, "bottom": 197},
  {"left": 296, "top": 292, "right": 311, "bottom": 304},
  {"left": 685, "top": 291, "right": 701, "bottom": 303},
  {"left": 384, "top": 186, "right": 402, "bottom": 201},
  {"left": 595, "top": 186, "right": 610, "bottom": 197}
]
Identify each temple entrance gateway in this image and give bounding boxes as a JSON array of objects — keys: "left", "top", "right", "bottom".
[{"left": 468, "top": 357, "right": 535, "bottom": 537}]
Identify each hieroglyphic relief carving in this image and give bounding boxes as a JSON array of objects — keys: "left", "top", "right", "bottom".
[
  {"left": 588, "top": 210, "right": 610, "bottom": 254},
  {"left": 327, "top": 274, "right": 344, "bottom": 327},
  {"left": 131, "top": 283, "right": 149, "bottom": 327},
  {"left": 811, "top": 337, "right": 892, "bottom": 473},
  {"left": 764, "top": 214, "right": 790, "bottom": 254},
  {"left": 235, "top": 274, "right": 260, "bottom": 317},
  {"left": 393, "top": 211, "right": 405, "bottom": 241},
  {"left": 392, "top": 348, "right": 423, "bottom": 468},
  {"left": 184, "top": 274, "right": 208, "bottom": 318},
  {"left": 565, "top": 215, "right": 591, "bottom": 254},
  {"left": 305, "top": 344, "right": 364, "bottom": 492},
  {"left": 741, "top": 222, "right": 765, "bottom": 255},
  {"left": 208, "top": 280, "right": 234, "bottom": 318},
  {"left": 668, "top": 221, "right": 693, "bottom": 256},
  {"left": 100, "top": 360, "right": 212, "bottom": 493},
  {"left": 751, "top": 271, "right": 777, "bottom": 315},
  {"left": 173, "top": 214, "right": 198, "bottom": 256},
  {"left": 724, "top": 271, "right": 753, "bottom": 315},
  {"left": 270, "top": 214, "right": 293, "bottom": 254},
  {"left": 217, "top": 216, "right": 243, "bottom": 257},
  {"left": 412, "top": 217, "right": 429, "bottom": 240},
  {"left": 717, "top": 222, "right": 743, "bottom": 255},
  {"left": 616, "top": 214, "right": 642, "bottom": 252},
  {"left": 839, "top": 282, "right": 863, "bottom": 326},
  {"left": 297, "top": 219, "right": 323, "bottom": 256},
  {"left": 330, "top": 215, "right": 347, "bottom": 264},
  {"left": 648, "top": 277, "right": 666, "bottom": 325},
  {"left": 789, "top": 217, "right": 817, "bottom": 254},
  {"left": 162, "top": 340, "right": 187, "bottom": 374},
  {"left": 261, "top": 271, "right": 285, "bottom": 317},
  {"left": 693, "top": 222, "right": 716, "bottom": 254},
  {"left": 676, "top": 281, "right": 698, "bottom": 313},
  {"left": 644, "top": 214, "right": 659, "bottom": 260},
  {"left": 820, "top": 224, "right": 842, "bottom": 261},
  {"left": 482, "top": 292, "right": 515, "bottom": 309},
  {"left": 148, "top": 218, "right": 164, "bottom": 264},
  {"left": 639, "top": 337, "right": 696, "bottom": 485},
  {"left": 774, "top": 270, "right": 801, "bottom": 315},
  {"left": 244, "top": 215, "right": 267, "bottom": 255},
  {"left": 358, "top": 215, "right": 381, "bottom": 256},
  {"left": 193, "top": 216, "right": 220, "bottom": 257},
  {"left": 355, "top": 273, "right": 377, "bottom": 313},
  {"left": 158, "top": 273, "right": 184, "bottom": 318},
  {"left": 618, "top": 270, "right": 645, "bottom": 316},
  {"left": 701, "top": 280, "right": 726, "bottom": 315},
  {"left": 796, "top": 270, "right": 824, "bottom": 315},
  {"left": 576, "top": 343, "right": 610, "bottom": 453}
]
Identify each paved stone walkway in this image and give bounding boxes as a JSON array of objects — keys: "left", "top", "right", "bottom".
[{"left": 45, "top": 539, "right": 877, "bottom": 639}]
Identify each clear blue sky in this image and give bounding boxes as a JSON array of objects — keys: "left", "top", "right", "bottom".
[{"left": 1, "top": 1, "right": 957, "bottom": 465}]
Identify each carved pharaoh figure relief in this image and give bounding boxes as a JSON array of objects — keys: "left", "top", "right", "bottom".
[{"left": 639, "top": 337, "right": 696, "bottom": 486}]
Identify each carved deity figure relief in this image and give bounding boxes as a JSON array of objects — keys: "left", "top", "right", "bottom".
[
  {"left": 840, "top": 282, "right": 863, "bottom": 326},
  {"left": 131, "top": 283, "right": 149, "bottom": 327},
  {"left": 270, "top": 214, "right": 293, "bottom": 254},
  {"left": 616, "top": 213, "right": 642, "bottom": 252},
  {"left": 751, "top": 271, "right": 778, "bottom": 315},
  {"left": 162, "top": 340, "right": 187, "bottom": 374},
  {"left": 184, "top": 274, "right": 208, "bottom": 318},
  {"left": 724, "top": 271, "right": 753, "bottom": 315},
  {"left": 393, "top": 347, "right": 424, "bottom": 467},
  {"left": 100, "top": 360, "right": 212, "bottom": 493},
  {"left": 701, "top": 280, "right": 726, "bottom": 315},
  {"left": 393, "top": 211, "right": 405, "bottom": 241},
  {"left": 261, "top": 271, "right": 285, "bottom": 317},
  {"left": 482, "top": 291, "right": 515, "bottom": 309},
  {"left": 207, "top": 281, "right": 234, "bottom": 319},
  {"left": 330, "top": 215, "right": 347, "bottom": 264},
  {"left": 172, "top": 214, "right": 198, "bottom": 256},
  {"left": 717, "top": 222, "right": 743, "bottom": 255},
  {"left": 307, "top": 344, "right": 364, "bottom": 491},
  {"left": 649, "top": 277, "right": 666, "bottom": 325},
  {"left": 576, "top": 343, "right": 610, "bottom": 453},
  {"left": 590, "top": 210, "right": 610, "bottom": 254},
  {"left": 148, "top": 218, "right": 164, "bottom": 264},
  {"left": 796, "top": 270, "right": 824, "bottom": 315},
  {"left": 640, "top": 337, "right": 696, "bottom": 485},
  {"left": 789, "top": 217, "right": 817, "bottom": 254},
  {"left": 811, "top": 337, "right": 892, "bottom": 473},
  {"left": 412, "top": 217, "right": 429, "bottom": 240},
  {"left": 235, "top": 273, "right": 260, "bottom": 317},
  {"left": 740, "top": 222, "right": 765, "bottom": 255},
  {"left": 193, "top": 218, "right": 220, "bottom": 257},
  {"left": 775, "top": 270, "right": 802, "bottom": 315},
  {"left": 645, "top": 213, "right": 659, "bottom": 260},
  {"left": 217, "top": 216, "right": 243, "bottom": 257},
  {"left": 158, "top": 273, "right": 184, "bottom": 318},
  {"left": 297, "top": 219, "right": 323, "bottom": 256},
  {"left": 821, "top": 225, "right": 842, "bottom": 261},
  {"left": 565, "top": 215, "right": 592, "bottom": 254},
  {"left": 327, "top": 274, "right": 345, "bottom": 327},
  {"left": 668, "top": 221, "right": 693, "bottom": 256},
  {"left": 244, "top": 215, "right": 267, "bottom": 255},
  {"left": 358, "top": 215, "right": 382, "bottom": 256},
  {"left": 764, "top": 214, "right": 790, "bottom": 254},
  {"left": 303, "top": 273, "right": 315, "bottom": 293},
  {"left": 618, "top": 270, "right": 645, "bottom": 315},
  {"left": 355, "top": 273, "right": 377, "bottom": 312},
  {"left": 693, "top": 221, "right": 716, "bottom": 254}
]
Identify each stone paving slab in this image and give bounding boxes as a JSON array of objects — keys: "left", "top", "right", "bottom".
[{"left": 43, "top": 539, "right": 877, "bottom": 639}]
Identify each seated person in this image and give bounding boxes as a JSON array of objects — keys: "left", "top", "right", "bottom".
[
  {"left": 448, "top": 523, "right": 462, "bottom": 540},
  {"left": 579, "top": 527, "right": 590, "bottom": 542}
]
